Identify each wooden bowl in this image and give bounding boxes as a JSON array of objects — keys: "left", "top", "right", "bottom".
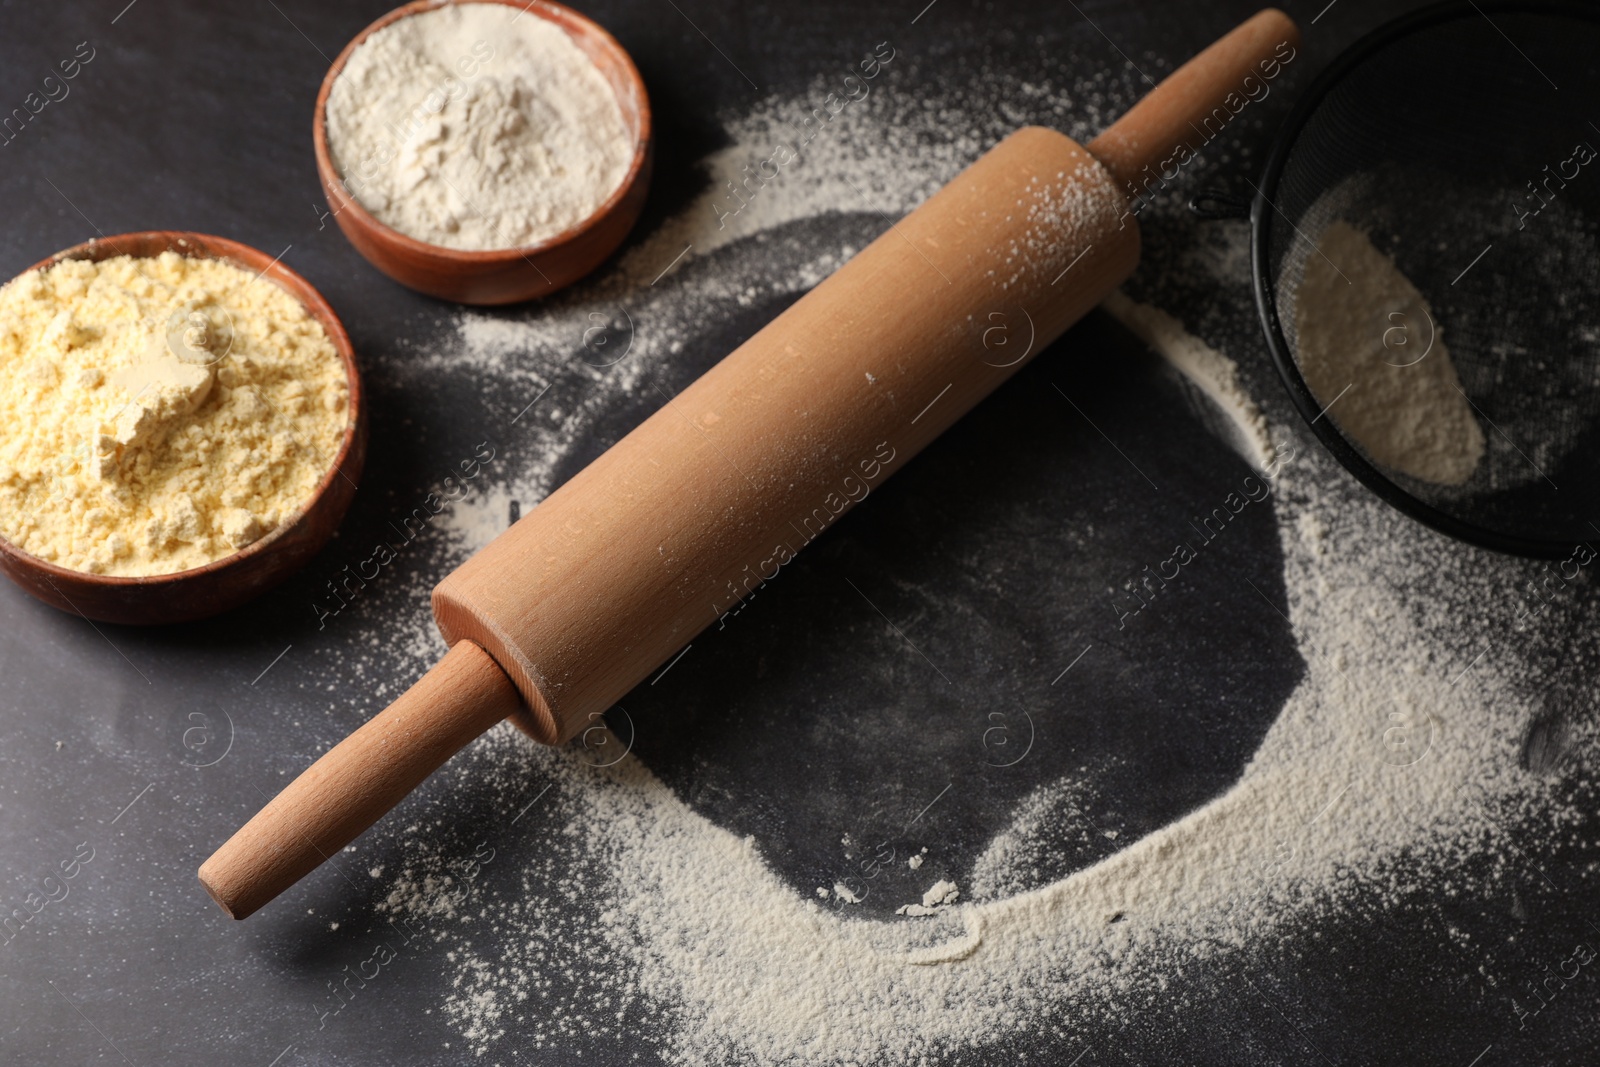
[
  {"left": 0, "top": 231, "right": 367, "bottom": 626},
  {"left": 312, "top": 0, "right": 653, "bottom": 306}
]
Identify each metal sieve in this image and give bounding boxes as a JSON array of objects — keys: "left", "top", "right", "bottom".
[{"left": 1204, "top": 0, "right": 1600, "bottom": 558}]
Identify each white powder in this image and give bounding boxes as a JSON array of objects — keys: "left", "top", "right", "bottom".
[
  {"left": 1103, "top": 288, "right": 1272, "bottom": 468},
  {"left": 1293, "top": 220, "right": 1485, "bottom": 485},
  {"left": 895, "top": 879, "right": 960, "bottom": 916},
  {"left": 325, "top": 3, "right": 631, "bottom": 251},
  {"left": 337, "top": 66, "right": 1585, "bottom": 1064}
]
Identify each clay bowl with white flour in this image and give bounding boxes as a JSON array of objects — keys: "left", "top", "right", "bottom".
[
  {"left": 0, "top": 231, "right": 367, "bottom": 626},
  {"left": 313, "top": 0, "right": 653, "bottom": 305}
]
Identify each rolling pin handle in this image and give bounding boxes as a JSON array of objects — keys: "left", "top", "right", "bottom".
[
  {"left": 1088, "top": 8, "right": 1301, "bottom": 191},
  {"left": 197, "top": 640, "right": 523, "bottom": 919}
]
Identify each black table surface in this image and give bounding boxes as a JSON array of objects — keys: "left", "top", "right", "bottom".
[{"left": 2, "top": 1, "right": 1597, "bottom": 1064}]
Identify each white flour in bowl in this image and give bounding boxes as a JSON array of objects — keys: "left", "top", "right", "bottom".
[{"left": 325, "top": 3, "right": 632, "bottom": 251}]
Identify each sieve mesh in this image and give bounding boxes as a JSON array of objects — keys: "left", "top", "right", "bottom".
[{"left": 1255, "top": 0, "right": 1600, "bottom": 557}]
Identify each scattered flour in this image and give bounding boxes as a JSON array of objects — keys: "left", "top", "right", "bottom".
[
  {"left": 339, "top": 63, "right": 1585, "bottom": 1065},
  {"left": 1102, "top": 288, "right": 1272, "bottom": 467},
  {"left": 1293, "top": 220, "right": 1485, "bottom": 485},
  {"left": 402, "top": 270, "right": 1563, "bottom": 1062}
]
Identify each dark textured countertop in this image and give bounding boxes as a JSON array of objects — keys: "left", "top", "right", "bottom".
[{"left": 2, "top": 1, "right": 1596, "bottom": 1064}]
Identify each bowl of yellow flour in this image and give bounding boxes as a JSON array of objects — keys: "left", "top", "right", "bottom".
[{"left": 0, "top": 231, "right": 365, "bottom": 624}]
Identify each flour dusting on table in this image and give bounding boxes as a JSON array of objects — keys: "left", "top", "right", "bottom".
[{"left": 347, "top": 67, "right": 1591, "bottom": 1065}]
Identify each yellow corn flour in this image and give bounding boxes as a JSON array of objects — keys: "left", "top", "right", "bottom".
[{"left": 0, "top": 251, "right": 349, "bottom": 577}]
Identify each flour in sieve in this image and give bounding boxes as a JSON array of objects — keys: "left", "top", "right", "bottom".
[{"left": 1294, "top": 220, "right": 1485, "bottom": 485}]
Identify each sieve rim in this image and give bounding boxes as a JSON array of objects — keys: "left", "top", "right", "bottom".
[{"left": 1251, "top": 0, "right": 1600, "bottom": 560}]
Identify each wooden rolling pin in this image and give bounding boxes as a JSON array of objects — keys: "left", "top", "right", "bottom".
[{"left": 201, "top": 9, "right": 1299, "bottom": 919}]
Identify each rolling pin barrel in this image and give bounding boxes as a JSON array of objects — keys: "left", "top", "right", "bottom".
[
  {"left": 434, "top": 126, "right": 1140, "bottom": 745},
  {"left": 201, "top": 9, "right": 1300, "bottom": 919}
]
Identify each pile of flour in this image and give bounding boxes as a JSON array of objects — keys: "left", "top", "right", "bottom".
[
  {"left": 325, "top": 3, "right": 632, "bottom": 250},
  {"left": 1294, "top": 220, "right": 1485, "bottom": 485},
  {"left": 331, "top": 62, "right": 1588, "bottom": 1065}
]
